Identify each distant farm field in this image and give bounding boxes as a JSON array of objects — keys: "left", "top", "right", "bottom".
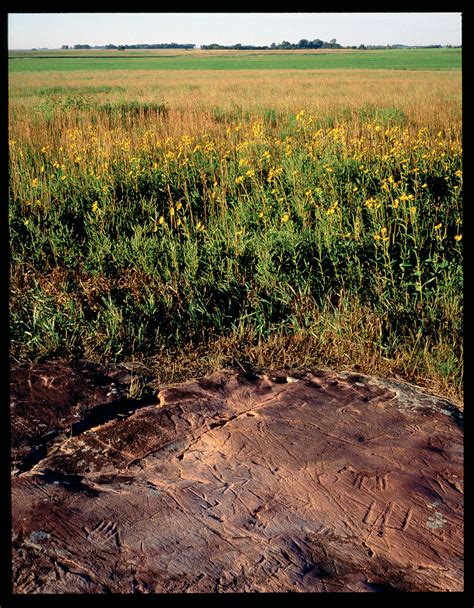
[
  {"left": 8, "top": 49, "right": 463, "bottom": 401},
  {"left": 8, "top": 47, "right": 462, "bottom": 73}
]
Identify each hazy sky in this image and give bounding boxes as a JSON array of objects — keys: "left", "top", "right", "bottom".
[{"left": 8, "top": 12, "right": 462, "bottom": 50}]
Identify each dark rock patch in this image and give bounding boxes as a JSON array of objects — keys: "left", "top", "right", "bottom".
[{"left": 10, "top": 360, "right": 153, "bottom": 474}]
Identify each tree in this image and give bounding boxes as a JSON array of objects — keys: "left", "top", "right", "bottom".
[
  {"left": 61, "top": 45, "right": 69, "bottom": 50},
  {"left": 297, "top": 39, "right": 309, "bottom": 49}
]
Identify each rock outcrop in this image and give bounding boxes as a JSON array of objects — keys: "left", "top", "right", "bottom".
[{"left": 11, "top": 363, "right": 463, "bottom": 593}]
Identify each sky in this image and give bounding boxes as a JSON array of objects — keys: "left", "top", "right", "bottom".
[{"left": 8, "top": 12, "right": 462, "bottom": 50}]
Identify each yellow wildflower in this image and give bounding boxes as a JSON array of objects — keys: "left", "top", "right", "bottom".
[
  {"left": 158, "top": 216, "right": 165, "bottom": 225},
  {"left": 434, "top": 223, "right": 442, "bottom": 230},
  {"left": 91, "top": 201, "right": 99, "bottom": 213},
  {"left": 267, "top": 167, "right": 283, "bottom": 182},
  {"left": 252, "top": 121, "right": 264, "bottom": 137},
  {"left": 281, "top": 213, "right": 290, "bottom": 223},
  {"left": 454, "top": 234, "right": 462, "bottom": 242}
]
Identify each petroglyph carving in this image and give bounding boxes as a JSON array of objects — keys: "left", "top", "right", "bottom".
[{"left": 11, "top": 364, "right": 463, "bottom": 593}]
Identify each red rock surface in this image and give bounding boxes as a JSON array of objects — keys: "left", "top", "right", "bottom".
[{"left": 11, "top": 364, "right": 463, "bottom": 593}]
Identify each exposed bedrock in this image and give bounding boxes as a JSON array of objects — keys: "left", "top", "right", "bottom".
[{"left": 11, "top": 362, "right": 463, "bottom": 593}]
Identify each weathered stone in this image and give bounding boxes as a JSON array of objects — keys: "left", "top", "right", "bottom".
[
  {"left": 10, "top": 360, "right": 141, "bottom": 475},
  {"left": 11, "top": 364, "right": 463, "bottom": 593}
]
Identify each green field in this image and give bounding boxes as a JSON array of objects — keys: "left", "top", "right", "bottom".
[{"left": 8, "top": 48, "right": 461, "bottom": 73}]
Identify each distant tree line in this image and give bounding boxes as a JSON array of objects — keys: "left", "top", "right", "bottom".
[
  {"left": 201, "top": 38, "right": 342, "bottom": 50},
  {"left": 58, "top": 40, "right": 460, "bottom": 52},
  {"left": 60, "top": 43, "right": 195, "bottom": 50},
  {"left": 354, "top": 43, "right": 447, "bottom": 50},
  {"left": 114, "top": 43, "right": 195, "bottom": 50}
]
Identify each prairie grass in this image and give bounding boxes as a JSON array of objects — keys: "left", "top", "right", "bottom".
[
  {"left": 10, "top": 68, "right": 460, "bottom": 120},
  {"left": 9, "top": 68, "right": 463, "bottom": 402}
]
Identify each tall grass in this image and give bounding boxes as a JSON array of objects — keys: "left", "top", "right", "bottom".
[
  {"left": 10, "top": 69, "right": 461, "bottom": 124},
  {"left": 8, "top": 75, "right": 463, "bottom": 401}
]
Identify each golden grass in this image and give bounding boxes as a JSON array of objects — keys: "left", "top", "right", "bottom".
[{"left": 9, "top": 69, "right": 461, "bottom": 128}]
